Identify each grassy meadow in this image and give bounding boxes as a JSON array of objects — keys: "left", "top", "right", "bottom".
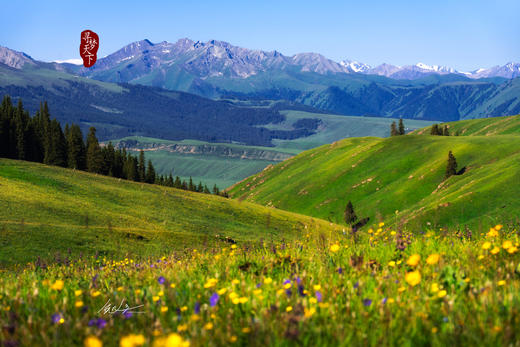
[
  {"left": 0, "top": 159, "right": 338, "bottom": 266},
  {"left": 1, "top": 223, "right": 519, "bottom": 346},
  {"left": 228, "top": 134, "right": 520, "bottom": 231}
]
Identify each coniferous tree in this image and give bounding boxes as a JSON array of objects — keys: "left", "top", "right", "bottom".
[
  {"left": 167, "top": 173, "right": 174, "bottom": 187},
  {"left": 138, "top": 150, "right": 146, "bottom": 182},
  {"left": 67, "top": 124, "right": 86, "bottom": 170},
  {"left": 145, "top": 160, "right": 156, "bottom": 183},
  {"left": 14, "top": 99, "right": 29, "bottom": 160},
  {"left": 445, "top": 151, "right": 458, "bottom": 180},
  {"left": 398, "top": 118, "right": 405, "bottom": 135},
  {"left": 0, "top": 96, "right": 13, "bottom": 158},
  {"left": 174, "top": 176, "right": 182, "bottom": 189},
  {"left": 44, "top": 119, "right": 67, "bottom": 167},
  {"left": 212, "top": 184, "right": 219, "bottom": 195},
  {"left": 197, "top": 182, "right": 203, "bottom": 192},
  {"left": 188, "top": 177, "right": 195, "bottom": 191},
  {"left": 430, "top": 124, "right": 439, "bottom": 135},
  {"left": 102, "top": 142, "right": 116, "bottom": 176},
  {"left": 443, "top": 125, "right": 450, "bottom": 136},
  {"left": 390, "top": 121, "right": 398, "bottom": 136},
  {"left": 344, "top": 201, "right": 358, "bottom": 226},
  {"left": 203, "top": 185, "right": 210, "bottom": 194},
  {"left": 86, "top": 127, "right": 103, "bottom": 173}
]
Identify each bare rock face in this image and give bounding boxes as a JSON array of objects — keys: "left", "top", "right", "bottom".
[{"left": 0, "top": 46, "right": 35, "bottom": 69}]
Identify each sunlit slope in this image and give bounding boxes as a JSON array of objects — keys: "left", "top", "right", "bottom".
[
  {"left": 228, "top": 135, "right": 520, "bottom": 230},
  {"left": 0, "top": 159, "right": 339, "bottom": 265},
  {"left": 411, "top": 114, "right": 520, "bottom": 136}
]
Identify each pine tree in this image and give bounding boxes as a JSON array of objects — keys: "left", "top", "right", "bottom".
[
  {"left": 145, "top": 160, "right": 156, "bottom": 183},
  {"left": 102, "top": 142, "right": 116, "bottom": 176},
  {"left": 67, "top": 124, "right": 86, "bottom": 170},
  {"left": 390, "top": 121, "right": 398, "bottom": 136},
  {"left": 430, "top": 124, "right": 439, "bottom": 135},
  {"left": 197, "top": 182, "right": 203, "bottom": 193},
  {"left": 398, "top": 118, "right": 405, "bottom": 135},
  {"left": 86, "top": 127, "right": 103, "bottom": 173},
  {"left": 344, "top": 201, "right": 358, "bottom": 225},
  {"left": 443, "top": 125, "right": 450, "bottom": 136},
  {"left": 212, "top": 184, "right": 220, "bottom": 195},
  {"left": 445, "top": 151, "right": 458, "bottom": 180},
  {"left": 138, "top": 150, "right": 146, "bottom": 182},
  {"left": 167, "top": 173, "right": 174, "bottom": 187},
  {"left": 188, "top": 177, "right": 195, "bottom": 191},
  {"left": 203, "top": 185, "right": 210, "bottom": 194},
  {"left": 14, "top": 99, "right": 29, "bottom": 160},
  {"left": 174, "top": 176, "right": 182, "bottom": 189},
  {"left": 44, "top": 119, "right": 67, "bottom": 167}
]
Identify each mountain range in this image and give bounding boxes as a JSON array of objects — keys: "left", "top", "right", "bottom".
[
  {"left": 1, "top": 39, "right": 520, "bottom": 124},
  {"left": 61, "top": 38, "right": 520, "bottom": 80}
]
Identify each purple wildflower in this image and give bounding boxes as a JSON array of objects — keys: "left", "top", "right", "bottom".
[
  {"left": 295, "top": 277, "right": 302, "bottom": 285},
  {"left": 124, "top": 311, "right": 133, "bottom": 319},
  {"left": 298, "top": 285, "right": 306, "bottom": 297},
  {"left": 158, "top": 276, "right": 166, "bottom": 285},
  {"left": 96, "top": 318, "right": 107, "bottom": 329},
  {"left": 285, "top": 289, "right": 292, "bottom": 297},
  {"left": 194, "top": 302, "right": 201, "bottom": 314},
  {"left": 51, "top": 313, "right": 63, "bottom": 324},
  {"left": 256, "top": 283, "right": 262, "bottom": 288},
  {"left": 316, "top": 291, "right": 323, "bottom": 302},
  {"left": 283, "top": 279, "right": 291, "bottom": 285},
  {"left": 363, "top": 299, "right": 372, "bottom": 307},
  {"left": 354, "top": 281, "right": 359, "bottom": 289},
  {"left": 210, "top": 293, "right": 219, "bottom": 307},
  {"left": 382, "top": 297, "right": 388, "bottom": 305},
  {"left": 338, "top": 267, "right": 343, "bottom": 274}
]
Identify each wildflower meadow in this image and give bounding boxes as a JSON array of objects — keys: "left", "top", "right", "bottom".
[{"left": 1, "top": 223, "right": 519, "bottom": 346}]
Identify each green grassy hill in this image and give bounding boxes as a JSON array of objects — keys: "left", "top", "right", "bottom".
[
  {"left": 228, "top": 133, "right": 520, "bottom": 231},
  {"left": 109, "top": 113, "right": 433, "bottom": 188},
  {"left": 411, "top": 114, "right": 520, "bottom": 136},
  {"left": 0, "top": 159, "right": 339, "bottom": 266}
]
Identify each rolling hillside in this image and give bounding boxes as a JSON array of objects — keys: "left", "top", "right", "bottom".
[
  {"left": 228, "top": 131, "right": 520, "bottom": 231},
  {"left": 411, "top": 114, "right": 520, "bottom": 136},
  {"left": 0, "top": 159, "right": 339, "bottom": 266}
]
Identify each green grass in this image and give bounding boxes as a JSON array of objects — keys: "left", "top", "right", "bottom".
[
  {"left": 1, "top": 224, "right": 519, "bottom": 346},
  {"left": 228, "top": 134, "right": 520, "bottom": 231},
  {"left": 108, "top": 114, "right": 433, "bottom": 188},
  {"left": 0, "top": 159, "right": 340, "bottom": 267},
  {"left": 410, "top": 114, "right": 520, "bottom": 136}
]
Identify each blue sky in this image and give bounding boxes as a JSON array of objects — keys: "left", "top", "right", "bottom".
[{"left": 1, "top": 0, "right": 518, "bottom": 71}]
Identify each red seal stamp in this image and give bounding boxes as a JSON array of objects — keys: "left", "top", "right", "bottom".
[{"left": 80, "top": 30, "right": 99, "bottom": 68}]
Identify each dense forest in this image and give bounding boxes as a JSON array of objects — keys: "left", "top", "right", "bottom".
[{"left": 0, "top": 95, "right": 224, "bottom": 195}]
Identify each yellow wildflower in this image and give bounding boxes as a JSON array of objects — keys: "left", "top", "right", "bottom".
[
  {"left": 204, "top": 322, "right": 213, "bottom": 330},
  {"left": 430, "top": 283, "right": 439, "bottom": 293},
  {"left": 51, "top": 280, "right": 64, "bottom": 291},
  {"left": 482, "top": 242, "right": 492, "bottom": 250},
  {"left": 217, "top": 288, "right": 227, "bottom": 295},
  {"left": 204, "top": 278, "right": 218, "bottom": 289},
  {"left": 264, "top": 277, "right": 273, "bottom": 285},
  {"left": 313, "top": 284, "right": 321, "bottom": 291},
  {"left": 330, "top": 244, "right": 340, "bottom": 252},
  {"left": 286, "top": 306, "right": 293, "bottom": 312},
  {"left": 75, "top": 290, "right": 83, "bottom": 297},
  {"left": 437, "top": 290, "right": 447, "bottom": 298},
  {"left": 84, "top": 336, "right": 102, "bottom": 347},
  {"left": 388, "top": 261, "right": 396, "bottom": 267},
  {"left": 426, "top": 254, "right": 440, "bottom": 265},
  {"left": 407, "top": 254, "right": 421, "bottom": 267},
  {"left": 405, "top": 271, "right": 421, "bottom": 287},
  {"left": 75, "top": 300, "right": 84, "bottom": 308},
  {"left": 120, "top": 334, "right": 145, "bottom": 347},
  {"left": 242, "top": 327, "right": 251, "bottom": 333},
  {"left": 487, "top": 228, "right": 499, "bottom": 237},
  {"left": 491, "top": 247, "right": 500, "bottom": 255},
  {"left": 502, "top": 240, "right": 513, "bottom": 249},
  {"left": 498, "top": 280, "right": 506, "bottom": 286}
]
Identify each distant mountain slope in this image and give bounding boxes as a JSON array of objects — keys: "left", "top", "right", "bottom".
[
  {"left": 411, "top": 114, "right": 520, "bottom": 136},
  {"left": 0, "top": 158, "right": 339, "bottom": 265},
  {"left": 45, "top": 39, "right": 520, "bottom": 121},
  {"left": 0, "top": 63, "right": 322, "bottom": 146},
  {"left": 228, "top": 134, "right": 520, "bottom": 230}
]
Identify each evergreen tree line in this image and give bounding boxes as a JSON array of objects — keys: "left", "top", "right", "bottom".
[
  {"left": 0, "top": 95, "right": 226, "bottom": 196},
  {"left": 390, "top": 119, "right": 406, "bottom": 136},
  {"left": 430, "top": 124, "right": 460, "bottom": 136}
]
